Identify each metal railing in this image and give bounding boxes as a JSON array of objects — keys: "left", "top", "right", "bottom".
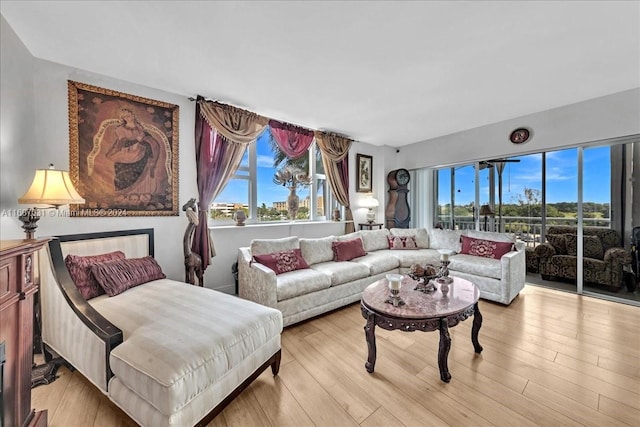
[{"left": 436, "top": 215, "right": 612, "bottom": 247}]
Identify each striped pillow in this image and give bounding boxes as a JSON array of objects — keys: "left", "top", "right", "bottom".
[
  {"left": 65, "top": 251, "right": 126, "bottom": 300},
  {"left": 91, "top": 256, "right": 166, "bottom": 297}
]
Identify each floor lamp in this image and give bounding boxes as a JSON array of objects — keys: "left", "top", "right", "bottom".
[{"left": 480, "top": 204, "right": 495, "bottom": 231}]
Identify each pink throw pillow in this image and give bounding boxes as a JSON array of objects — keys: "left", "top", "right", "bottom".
[
  {"left": 332, "top": 238, "right": 366, "bottom": 261},
  {"left": 65, "top": 251, "right": 126, "bottom": 300},
  {"left": 91, "top": 256, "right": 166, "bottom": 297},
  {"left": 253, "top": 249, "right": 310, "bottom": 275},
  {"left": 460, "top": 236, "right": 514, "bottom": 259},
  {"left": 387, "top": 235, "right": 418, "bottom": 250}
]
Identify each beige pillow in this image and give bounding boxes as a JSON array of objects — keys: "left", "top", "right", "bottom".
[
  {"left": 360, "top": 229, "right": 391, "bottom": 251},
  {"left": 429, "top": 228, "right": 463, "bottom": 252},
  {"left": 300, "top": 236, "right": 335, "bottom": 265},
  {"left": 251, "top": 236, "right": 299, "bottom": 256}
]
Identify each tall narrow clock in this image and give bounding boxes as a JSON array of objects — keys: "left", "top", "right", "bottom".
[{"left": 385, "top": 168, "right": 410, "bottom": 228}]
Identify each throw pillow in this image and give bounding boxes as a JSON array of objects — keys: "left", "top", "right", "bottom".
[
  {"left": 387, "top": 235, "right": 418, "bottom": 250},
  {"left": 91, "top": 256, "right": 166, "bottom": 297},
  {"left": 253, "top": 248, "right": 310, "bottom": 275},
  {"left": 332, "top": 238, "right": 366, "bottom": 261},
  {"left": 546, "top": 234, "right": 567, "bottom": 255},
  {"left": 460, "top": 236, "right": 514, "bottom": 259},
  {"left": 65, "top": 251, "right": 126, "bottom": 300},
  {"left": 429, "top": 228, "right": 463, "bottom": 252}
]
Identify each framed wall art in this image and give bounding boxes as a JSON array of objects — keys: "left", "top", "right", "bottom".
[
  {"left": 356, "top": 153, "right": 373, "bottom": 193},
  {"left": 68, "top": 81, "right": 179, "bottom": 217}
]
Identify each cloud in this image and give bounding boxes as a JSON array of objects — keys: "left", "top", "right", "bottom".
[{"left": 257, "top": 154, "right": 274, "bottom": 168}]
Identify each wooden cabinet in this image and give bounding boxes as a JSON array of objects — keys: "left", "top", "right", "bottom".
[{"left": 1, "top": 239, "right": 48, "bottom": 427}]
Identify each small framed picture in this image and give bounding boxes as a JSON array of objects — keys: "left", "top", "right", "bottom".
[{"left": 356, "top": 153, "right": 373, "bottom": 193}]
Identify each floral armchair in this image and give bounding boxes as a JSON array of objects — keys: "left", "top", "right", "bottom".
[{"left": 534, "top": 226, "right": 631, "bottom": 289}]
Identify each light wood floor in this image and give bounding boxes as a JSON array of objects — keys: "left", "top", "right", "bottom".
[{"left": 32, "top": 285, "right": 640, "bottom": 427}]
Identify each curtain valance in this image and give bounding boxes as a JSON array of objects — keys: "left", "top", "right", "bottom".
[
  {"left": 198, "top": 99, "right": 268, "bottom": 144},
  {"left": 269, "top": 120, "right": 315, "bottom": 159}
]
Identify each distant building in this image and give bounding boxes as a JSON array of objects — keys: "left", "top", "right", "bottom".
[{"left": 211, "top": 202, "right": 248, "bottom": 217}]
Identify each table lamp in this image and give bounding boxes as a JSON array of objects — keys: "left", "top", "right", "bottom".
[
  {"left": 361, "top": 196, "right": 379, "bottom": 223},
  {"left": 18, "top": 164, "right": 85, "bottom": 238},
  {"left": 479, "top": 204, "right": 495, "bottom": 231}
]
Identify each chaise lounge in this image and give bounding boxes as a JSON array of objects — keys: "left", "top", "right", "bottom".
[{"left": 39, "top": 228, "right": 283, "bottom": 427}]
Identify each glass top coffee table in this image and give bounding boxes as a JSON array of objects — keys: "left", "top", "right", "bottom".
[{"left": 360, "top": 275, "right": 483, "bottom": 382}]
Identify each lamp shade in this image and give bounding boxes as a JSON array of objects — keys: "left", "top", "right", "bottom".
[
  {"left": 479, "top": 204, "right": 495, "bottom": 216},
  {"left": 18, "top": 165, "right": 85, "bottom": 206},
  {"left": 361, "top": 197, "right": 379, "bottom": 209}
]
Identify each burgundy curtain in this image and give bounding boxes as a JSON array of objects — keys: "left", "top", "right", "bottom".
[{"left": 268, "top": 120, "right": 314, "bottom": 159}]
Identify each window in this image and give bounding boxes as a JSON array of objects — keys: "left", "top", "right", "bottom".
[{"left": 211, "top": 128, "right": 332, "bottom": 224}]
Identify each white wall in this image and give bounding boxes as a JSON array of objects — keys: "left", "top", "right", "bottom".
[
  {"left": 0, "top": 15, "right": 36, "bottom": 235},
  {"left": 398, "top": 88, "right": 640, "bottom": 170},
  {"left": 0, "top": 16, "right": 199, "bottom": 284}
]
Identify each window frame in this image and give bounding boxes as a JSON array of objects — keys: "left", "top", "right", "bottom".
[{"left": 209, "top": 139, "right": 334, "bottom": 226}]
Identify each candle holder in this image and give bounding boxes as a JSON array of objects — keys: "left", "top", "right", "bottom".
[
  {"left": 436, "top": 259, "right": 453, "bottom": 285},
  {"left": 385, "top": 288, "right": 405, "bottom": 306},
  {"left": 385, "top": 274, "right": 405, "bottom": 306}
]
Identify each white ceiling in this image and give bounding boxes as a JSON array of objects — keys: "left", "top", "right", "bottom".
[{"left": 1, "top": 1, "right": 639, "bottom": 147}]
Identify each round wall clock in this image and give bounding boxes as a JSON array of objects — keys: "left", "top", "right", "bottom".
[{"left": 509, "top": 128, "right": 531, "bottom": 144}]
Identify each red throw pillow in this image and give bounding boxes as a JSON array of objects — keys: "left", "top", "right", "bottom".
[
  {"left": 332, "top": 238, "right": 366, "bottom": 261},
  {"left": 387, "top": 235, "right": 418, "bottom": 250},
  {"left": 253, "top": 248, "right": 310, "bottom": 275},
  {"left": 91, "top": 256, "right": 166, "bottom": 297},
  {"left": 65, "top": 251, "right": 126, "bottom": 300},
  {"left": 460, "top": 236, "right": 514, "bottom": 259}
]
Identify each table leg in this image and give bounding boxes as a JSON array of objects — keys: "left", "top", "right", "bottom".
[
  {"left": 438, "top": 318, "right": 452, "bottom": 382},
  {"left": 364, "top": 311, "right": 377, "bottom": 373},
  {"left": 471, "top": 302, "right": 483, "bottom": 353}
]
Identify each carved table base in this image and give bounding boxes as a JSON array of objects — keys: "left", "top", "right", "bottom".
[{"left": 361, "top": 276, "right": 482, "bottom": 383}]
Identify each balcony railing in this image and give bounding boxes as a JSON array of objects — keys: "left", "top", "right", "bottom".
[{"left": 436, "top": 215, "right": 612, "bottom": 247}]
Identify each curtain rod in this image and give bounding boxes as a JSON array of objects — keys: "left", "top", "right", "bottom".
[{"left": 188, "top": 94, "right": 354, "bottom": 142}]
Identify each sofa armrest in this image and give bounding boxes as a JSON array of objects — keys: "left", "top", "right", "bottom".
[
  {"left": 500, "top": 248, "right": 526, "bottom": 304},
  {"left": 534, "top": 242, "right": 557, "bottom": 260},
  {"left": 604, "top": 247, "right": 632, "bottom": 265},
  {"left": 238, "top": 247, "right": 278, "bottom": 308}
]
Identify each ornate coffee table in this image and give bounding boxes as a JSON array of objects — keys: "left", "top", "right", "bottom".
[{"left": 361, "top": 275, "right": 483, "bottom": 382}]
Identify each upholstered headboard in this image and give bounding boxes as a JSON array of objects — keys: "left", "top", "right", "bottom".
[{"left": 40, "top": 228, "right": 154, "bottom": 392}]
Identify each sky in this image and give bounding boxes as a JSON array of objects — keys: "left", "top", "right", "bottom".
[
  {"left": 216, "top": 136, "right": 612, "bottom": 208},
  {"left": 215, "top": 129, "right": 311, "bottom": 207},
  {"left": 438, "top": 145, "right": 611, "bottom": 207}
]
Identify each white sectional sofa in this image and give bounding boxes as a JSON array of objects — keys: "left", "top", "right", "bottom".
[{"left": 238, "top": 227, "right": 526, "bottom": 327}]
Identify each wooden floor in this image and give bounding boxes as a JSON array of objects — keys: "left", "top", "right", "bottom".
[{"left": 32, "top": 285, "right": 640, "bottom": 427}]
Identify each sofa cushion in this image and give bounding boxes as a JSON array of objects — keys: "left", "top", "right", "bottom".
[
  {"left": 360, "top": 229, "right": 391, "bottom": 251},
  {"left": 276, "top": 268, "right": 332, "bottom": 300},
  {"left": 429, "top": 229, "right": 463, "bottom": 252},
  {"left": 387, "top": 235, "right": 418, "bottom": 249},
  {"left": 253, "top": 249, "right": 310, "bottom": 275},
  {"left": 310, "top": 261, "right": 370, "bottom": 286},
  {"left": 389, "top": 249, "right": 440, "bottom": 268},
  {"left": 565, "top": 234, "right": 604, "bottom": 259},
  {"left": 251, "top": 236, "right": 299, "bottom": 256},
  {"left": 91, "top": 256, "right": 166, "bottom": 297},
  {"left": 354, "top": 252, "right": 400, "bottom": 275},
  {"left": 65, "top": 251, "right": 126, "bottom": 300},
  {"left": 299, "top": 236, "right": 335, "bottom": 265},
  {"left": 91, "top": 280, "right": 283, "bottom": 417},
  {"left": 450, "top": 254, "right": 502, "bottom": 280},
  {"left": 546, "top": 234, "right": 567, "bottom": 255},
  {"left": 464, "top": 230, "right": 516, "bottom": 243},
  {"left": 460, "top": 236, "right": 514, "bottom": 259},
  {"left": 336, "top": 231, "right": 362, "bottom": 242},
  {"left": 390, "top": 228, "right": 429, "bottom": 248},
  {"left": 332, "top": 238, "right": 366, "bottom": 261}
]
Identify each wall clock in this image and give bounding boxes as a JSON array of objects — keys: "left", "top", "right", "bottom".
[
  {"left": 385, "top": 169, "right": 411, "bottom": 229},
  {"left": 509, "top": 128, "right": 531, "bottom": 144}
]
